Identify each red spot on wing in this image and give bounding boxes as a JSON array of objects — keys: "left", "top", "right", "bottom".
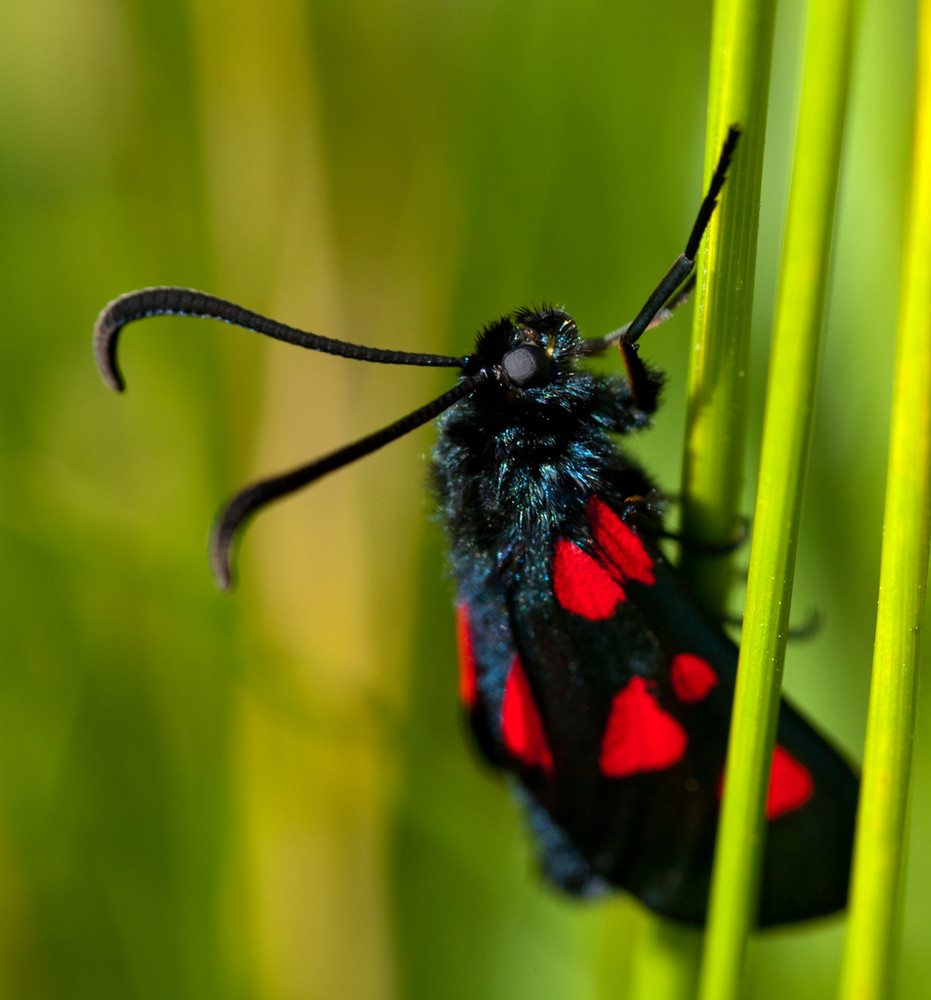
[
  {"left": 715, "top": 745, "right": 815, "bottom": 820},
  {"left": 501, "top": 656, "right": 553, "bottom": 773},
  {"left": 670, "top": 653, "right": 719, "bottom": 703},
  {"left": 455, "top": 603, "right": 477, "bottom": 708},
  {"left": 599, "top": 677, "right": 688, "bottom": 778},
  {"left": 553, "top": 498, "right": 656, "bottom": 619},
  {"left": 553, "top": 538, "right": 626, "bottom": 620},
  {"left": 766, "top": 745, "right": 814, "bottom": 820},
  {"left": 588, "top": 498, "right": 655, "bottom": 585}
]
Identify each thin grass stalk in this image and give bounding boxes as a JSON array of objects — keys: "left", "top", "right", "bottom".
[
  {"left": 696, "top": 0, "right": 860, "bottom": 996},
  {"left": 678, "top": 0, "right": 777, "bottom": 614},
  {"left": 630, "top": 0, "right": 777, "bottom": 995},
  {"left": 838, "top": 2, "right": 931, "bottom": 994}
]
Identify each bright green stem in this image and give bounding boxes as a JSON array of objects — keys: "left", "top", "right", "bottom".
[
  {"left": 697, "top": 0, "right": 860, "bottom": 997},
  {"left": 838, "top": 2, "right": 931, "bottom": 996},
  {"left": 678, "top": 0, "right": 777, "bottom": 615},
  {"left": 636, "top": 0, "right": 778, "bottom": 994}
]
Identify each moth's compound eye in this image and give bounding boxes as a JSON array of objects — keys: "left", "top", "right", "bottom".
[{"left": 502, "top": 344, "right": 551, "bottom": 389}]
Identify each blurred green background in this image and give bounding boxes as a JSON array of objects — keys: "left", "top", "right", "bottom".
[{"left": 1, "top": 0, "right": 926, "bottom": 997}]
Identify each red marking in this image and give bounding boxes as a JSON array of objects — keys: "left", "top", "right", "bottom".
[
  {"left": 501, "top": 656, "right": 553, "bottom": 773},
  {"left": 715, "top": 745, "right": 815, "bottom": 820},
  {"left": 670, "top": 653, "right": 719, "bottom": 703},
  {"left": 553, "top": 538, "right": 626, "bottom": 620},
  {"left": 767, "top": 745, "right": 814, "bottom": 820},
  {"left": 588, "top": 498, "right": 655, "bottom": 584},
  {"left": 455, "top": 603, "right": 477, "bottom": 708},
  {"left": 553, "top": 498, "right": 656, "bottom": 620},
  {"left": 599, "top": 677, "right": 688, "bottom": 778}
]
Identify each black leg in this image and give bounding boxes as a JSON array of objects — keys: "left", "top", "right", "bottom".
[{"left": 622, "top": 125, "right": 741, "bottom": 349}]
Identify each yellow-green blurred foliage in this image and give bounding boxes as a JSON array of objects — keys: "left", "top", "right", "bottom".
[{"left": 1, "top": 0, "right": 926, "bottom": 997}]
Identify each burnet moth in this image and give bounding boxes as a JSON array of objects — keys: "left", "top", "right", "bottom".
[{"left": 94, "top": 126, "right": 857, "bottom": 926}]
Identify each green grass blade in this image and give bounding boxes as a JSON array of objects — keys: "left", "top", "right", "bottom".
[
  {"left": 634, "top": 0, "right": 778, "bottom": 994},
  {"left": 678, "top": 0, "right": 778, "bottom": 614},
  {"left": 838, "top": 1, "right": 931, "bottom": 994},
  {"left": 697, "top": 0, "right": 861, "bottom": 996}
]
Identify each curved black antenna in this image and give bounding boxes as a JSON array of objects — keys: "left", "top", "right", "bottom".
[
  {"left": 94, "top": 287, "right": 466, "bottom": 391},
  {"left": 209, "top": 374, "right": 483, "bottom": 590},
  {"left": 580, "top": 125, "right": 741, "bottom": 355}
]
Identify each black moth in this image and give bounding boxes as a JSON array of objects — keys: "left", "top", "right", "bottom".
[{"left": 94, "top": 127, "right": 857, "bottom": 926}]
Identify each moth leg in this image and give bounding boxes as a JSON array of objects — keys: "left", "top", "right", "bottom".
[
  {"left": 622, "top": 126, "right": 741, "bottom": 351},
  {"left": 619, "top": 126, "right": 741, "bottom": 413},
  {"left": 619, "top": 338, "right": 660, "bottom": 414},
  {"left": 718, "top": 608, "right": 821, "bottom": 644},
  {"left": 661, "top": 512, "right": 750, "bottom": 554}
]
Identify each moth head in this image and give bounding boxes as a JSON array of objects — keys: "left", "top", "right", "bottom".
[{"left": 468, "top": 307, "right": 580, "bottom": 393}]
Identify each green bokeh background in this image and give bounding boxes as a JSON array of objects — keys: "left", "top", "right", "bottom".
[{"left": 1, "top": 0, "right": 927, "bottom": 997}]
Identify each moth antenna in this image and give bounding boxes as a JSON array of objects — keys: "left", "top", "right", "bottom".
[
  {"left": 209, "top": 375, "right": 483, "bottom": 590},
  {"left": 94, "top": 287, "right": 466, "bottom": 392}
]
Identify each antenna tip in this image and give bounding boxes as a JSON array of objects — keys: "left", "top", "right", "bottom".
[
  {"left": 93, "top": 300, "right": 129, "bottom": 392},
  {"left": 209, "top": 546, "right": 235, "bottom": 593},
  {"left": 209, "top": 515, "right": 237, "bottom": 592}
]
